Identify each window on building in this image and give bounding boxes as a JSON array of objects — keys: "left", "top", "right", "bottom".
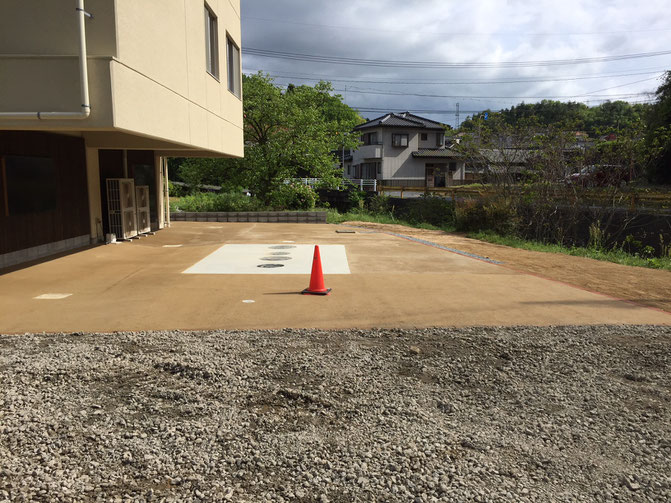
[
  {"left": 377, "top": 162, "right": 382, "bottom": 175},
  {"left": 205, "top": 5, "right": 219, "bottom": 79},
  {"left": 436, "top": 133, "right": 445, "bottom": 147},
  {"left": 2, "top": 155, "right": 57, "bottom": 215},
  {"left": 227, "top": 37, "right": 241, "bottom": 98},
  {"left": 361, "top": 132, "right": 378, "bottom": 145},
  {"left": 420, "top": 133, "right": 428, "bottom": 141},
  {"left": 392, "top": 133, "right": 408, "bottom": 147}
]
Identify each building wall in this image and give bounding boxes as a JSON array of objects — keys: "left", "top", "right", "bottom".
[
  {"left": 111, "top": 0, "right": 243, "bottom": 157},
  {"left": 0, "top": 131, "right": 90, "bottom": 256},
  {"left": 0, "top": 0, "right": 116, "bottom": 129},
  {"left": 0, "top": 0, "right": 244, "bottom": 157}
]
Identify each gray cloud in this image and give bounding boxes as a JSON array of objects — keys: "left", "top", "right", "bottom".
[{"left": 241, "top": 0, "right": 671, "bottom": 125}]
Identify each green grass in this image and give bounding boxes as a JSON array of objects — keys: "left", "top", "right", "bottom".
[
  {"left": 468, "top": 230, "right": 671, "bottom": 271},
  {"left": 325, "top": 208, "right": 455, "bottom": 232}
]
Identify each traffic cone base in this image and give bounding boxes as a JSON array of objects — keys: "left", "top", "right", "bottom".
[
  {"left": 303, "top": 245, "right": 331, "bottom": 295},
  {"left": 302, "top": 287, "right": 331, "bottom": 296}
]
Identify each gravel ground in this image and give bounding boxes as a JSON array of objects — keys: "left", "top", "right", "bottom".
[{"left": 1, "top": 325, "right": 670, "bottom": 502}]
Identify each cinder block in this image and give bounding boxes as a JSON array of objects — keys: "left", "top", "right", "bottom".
[
  {"left": 268, "top": 216, "right": 278, "bottom": 222},
  {"left": 258, "top": 217, "right": 268, "bottom": 222}
]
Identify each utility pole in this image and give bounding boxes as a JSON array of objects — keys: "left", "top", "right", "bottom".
[{"left": 455, "top": 103, "right": 460, "bottom": 129}]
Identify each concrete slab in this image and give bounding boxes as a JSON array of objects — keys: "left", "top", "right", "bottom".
[
  {"left": 183, "top": 244, "right": 350, "bottom": 275},
  {"left": 0, "top": 222, "right": 669, "bottom": 333}
]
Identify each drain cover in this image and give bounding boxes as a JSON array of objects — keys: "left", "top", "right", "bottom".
[
  {"left": 257, "top": 263, "right": 285, "bottom": 268},
  {"left": 270, "top": 245, "right": 296, "bottom": 249},
  {"left": 261, "top": 256, "right": 291, "bottom": 261}
]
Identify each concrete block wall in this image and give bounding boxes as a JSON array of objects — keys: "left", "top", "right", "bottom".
[
  {"left": 0, "top": 235, "right": 91, "bottom": 270},
  {"left": 170, "top": 211, "right": 328, "bottom": 223}
]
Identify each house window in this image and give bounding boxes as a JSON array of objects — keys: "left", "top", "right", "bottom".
[
  {"left": 392, "top": 133, "right": 408, "bottom": 147},
  {"left": 227, "top": 37, "right": 241, "bottom": 98},
  {"left": 436, "top": 133, "right": 445, "bottom": 147},
  {"left": 361, "top": 132, "right": 378, "bottom": 145},
  {"left": 420, "top": 133, "right": 428, "bottom": 141},
  {"left": 2, "top": 155, "right": 57, "bottom": 215},
  {"left": 205, "top": 5, "right": 219, "bottom": 79},
  {"left": 376, "top": 162, "right": 382, "bottom": 176}
]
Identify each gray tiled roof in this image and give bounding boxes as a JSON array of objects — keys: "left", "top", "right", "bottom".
[
  {"left": 412, "top": 148, "right": 463, "bottom": 158},
  {"left": 355, "top": 112, "right": 445, "bottom": 131}
]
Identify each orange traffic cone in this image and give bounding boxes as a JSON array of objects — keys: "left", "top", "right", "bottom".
[{"left": 302, "top": 245, "right": 331, "bottom": 295}]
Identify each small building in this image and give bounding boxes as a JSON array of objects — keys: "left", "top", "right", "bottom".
[
  {"left": 349, "top": 112, "right": 467, "bottom": 188},
  {"left": 1, "top": 0, "right": 243, "bottom": 268}
]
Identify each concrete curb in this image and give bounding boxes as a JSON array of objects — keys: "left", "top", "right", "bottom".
[{"left": 170, "top": 211, "right": 327, "bottom": 223}]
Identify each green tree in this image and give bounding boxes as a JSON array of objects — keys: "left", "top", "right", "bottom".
[
  {"left": 223, "top": 73, "right": 362, "bottom": 203},
  {"left": 177, "top": 157, "right": 243, "bottom": 192},
  {"left": 645, "top": 71, "right": 671, "bottom": 183}
]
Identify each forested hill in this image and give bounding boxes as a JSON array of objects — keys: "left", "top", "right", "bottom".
[{"left": 461, "top": 100, "right": 652, "bottom": 136}]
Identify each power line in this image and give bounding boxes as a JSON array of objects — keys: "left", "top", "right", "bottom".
[
  {"left": 244, "top": 16, "right": 671, "bottom": 37},
  {"left": 243, "top": 47, "right": 671, "bottom": 69},
  {"left": 333, "top": 87, "right": 654, "bottom": 100},
  {"left": 242, "top": 68, "right": 669, "bottom": 86}
]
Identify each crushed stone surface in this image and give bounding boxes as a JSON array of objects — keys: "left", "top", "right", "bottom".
[{"left": 1, "top": 325, "right": 670, "bottom": 502}]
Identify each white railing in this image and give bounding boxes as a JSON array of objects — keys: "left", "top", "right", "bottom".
[
  {"left": 348, "top": 178, "right": 378, "bottom": 191},
  {"left": 286, "top": 178, "right": 378, "bottom": 191},
  {"left": 285, "top": 178, "right": 322, "bottom": 187}
]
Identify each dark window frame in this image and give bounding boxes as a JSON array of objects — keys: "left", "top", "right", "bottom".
[
  {"left": 226, "top": 35, "right": 241, "bottom": 98},
  {"left": 392, "top": 133, "right": 409, "bottom": 147},
  {"left": 420, "top": 133, "right": 428, "bottom": 141},
  {"left": 205, "top": 4, "right": 219, "bottom": 80}
]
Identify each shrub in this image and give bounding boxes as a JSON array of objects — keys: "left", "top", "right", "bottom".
[
  {"left": 270, "top": 183, "right": 317, "bottom": 210},
  {"left": 177, "top": 191, "right": 264, "bottom": 212},
  {"left": 366, "top": 194, "right": 392, "bottom": 215},
  {"left": 404, "top": 196, "right": 455, "bottom": 227},
  {"left": 454, "top": 198, "right": 516, "bottom": 234},
  {"left": 168, "top": 180, "right": 187, "bottom": 197},
  {"left": 348, "top": 190, "right": 366, "bottom": 210}
]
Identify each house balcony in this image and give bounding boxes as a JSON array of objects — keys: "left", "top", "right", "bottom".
[{"left": 357, "top": 143, "right": 383, "bottom": 159}]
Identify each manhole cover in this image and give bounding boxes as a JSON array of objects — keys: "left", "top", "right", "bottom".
[
  {"left": 260, "top": 256, "right": 292, "bottom": 261},
  {"left": 270, "top": 251, "right": 291, "bottom": 255},
  {"left": 257, "top": 264, "right": 285, "bottom": 268},
  {"left": 270, "top": 245, "right": 296, "bottom": 249}
]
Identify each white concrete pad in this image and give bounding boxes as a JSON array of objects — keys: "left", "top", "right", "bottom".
[
  {"left": 34, "top": 293, "right": 72, "bottom": 300},
  {"left": 183, "top": 244, "right": 350, "bottom": 275},
  {"left": 163, "top": 244, "right": 183, "bottom": 248}
]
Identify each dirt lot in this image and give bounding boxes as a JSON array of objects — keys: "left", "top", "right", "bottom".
[{"left": 345, "top": 222, "right": 671, "bottom": 314}]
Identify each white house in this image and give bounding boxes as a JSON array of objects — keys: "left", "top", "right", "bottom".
[{"left": 349, "top": 112, "right": 468, "bottom": 188}]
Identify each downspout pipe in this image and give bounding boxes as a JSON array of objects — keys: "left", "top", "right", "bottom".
[{"left": 0, "top": 0, "right": 92, "bottom": 120}]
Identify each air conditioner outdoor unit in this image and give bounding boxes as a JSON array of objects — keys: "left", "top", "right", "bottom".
[
  {"left": 135, "top": 185, "right": 151, "bottom": 234},
  {"left": 106, "top": 178, "right": 138, "bottom": 240}
]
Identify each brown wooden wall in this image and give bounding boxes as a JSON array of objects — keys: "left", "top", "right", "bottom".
[{"left": 0, "top": 131, "right": 89, "bottom": 255}]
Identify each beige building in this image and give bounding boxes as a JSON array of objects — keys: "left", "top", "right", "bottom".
[{"left": 0, "top": 0, "right": 243, "bottom": 268}]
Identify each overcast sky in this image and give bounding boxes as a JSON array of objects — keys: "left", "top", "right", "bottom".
[{"left": 240, "top": 0, "right": 671, "bottom": 126}]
